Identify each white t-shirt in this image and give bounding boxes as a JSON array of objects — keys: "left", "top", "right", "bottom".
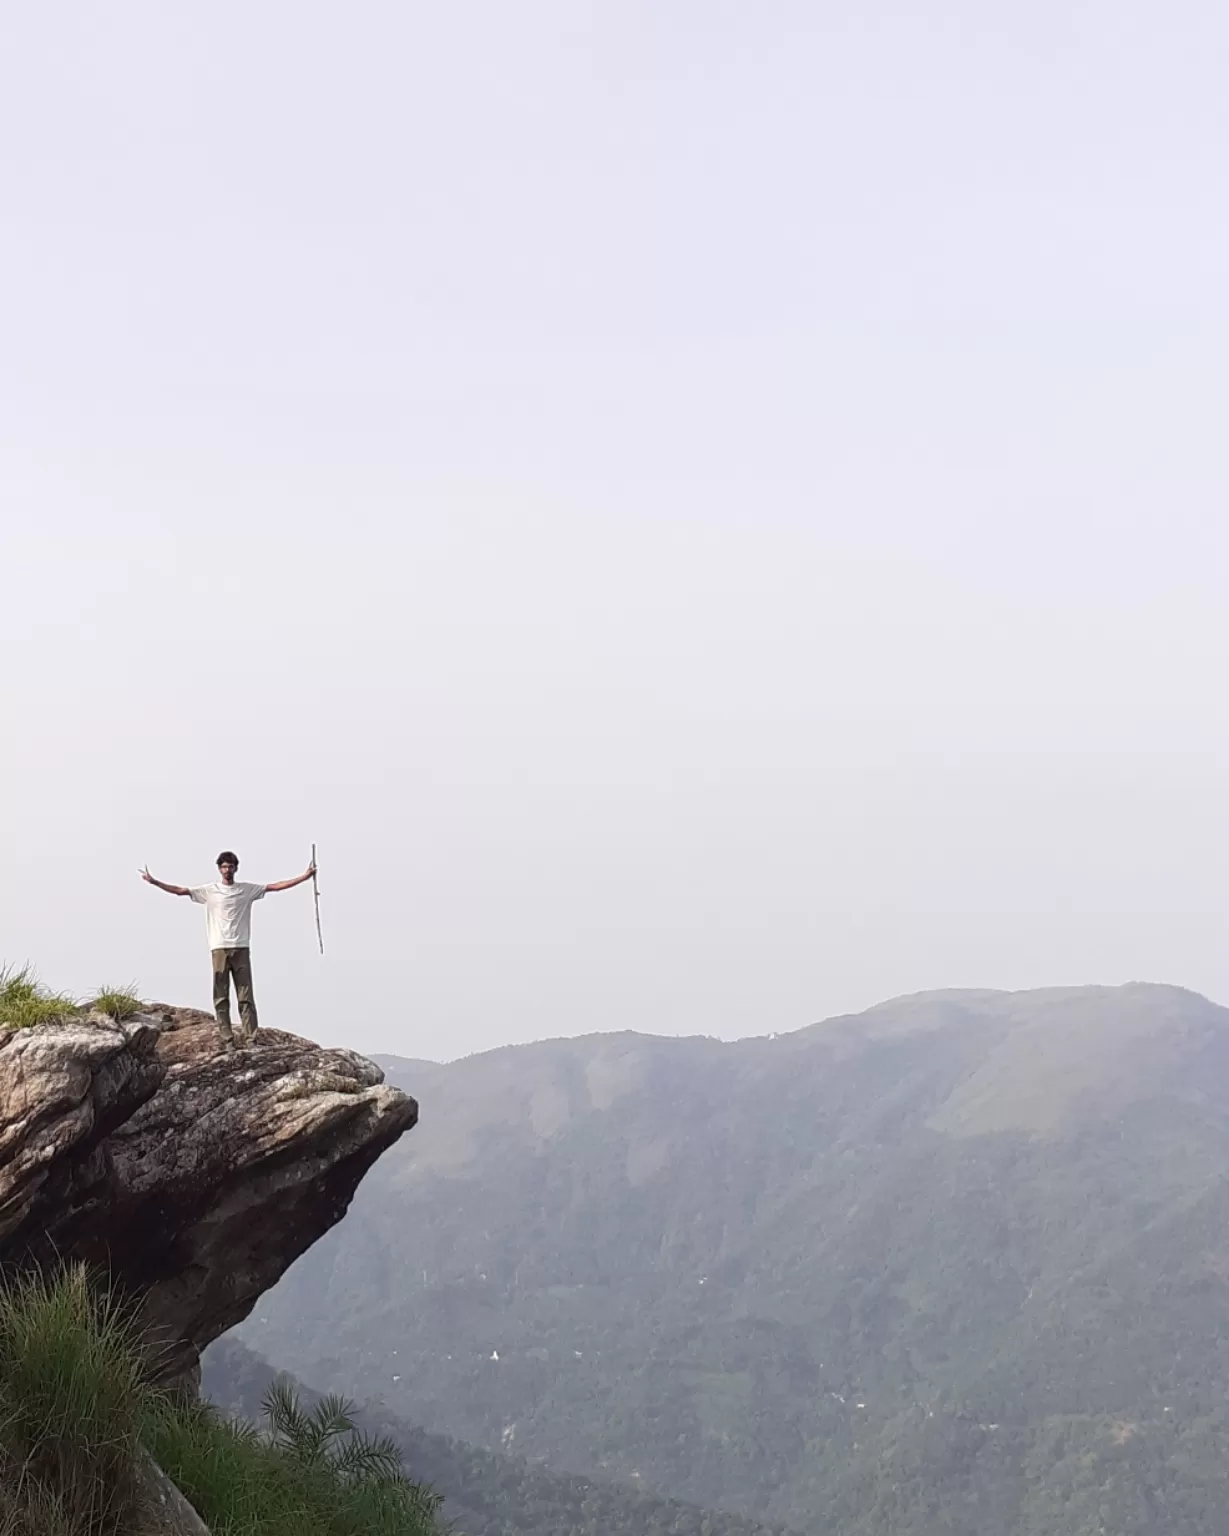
[{"left": 189, "top": 881, "right": 268, "bottom": 950}]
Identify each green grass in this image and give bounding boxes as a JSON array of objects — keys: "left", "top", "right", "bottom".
[
  {"left": 88, "top": 986, "right": 144, "bottom": 1022},
  {"left": 0, "top": 1264, "right": 444, "bottom": 1536},
  {"left": 0, "top": 966, "right": 146, "bottom": 1029},
  {"left": 0, "top": 1265, "right": 146, "bottom": 1535},
  {"left": 147, "top": 1385, "right": 444, "bottom": 1536},
  {"left": 0, "top": 1482, "right": 78, "bottom": 1536},
  {"left": 0, "top": 965, "right": 80, "bottom": 1030}
]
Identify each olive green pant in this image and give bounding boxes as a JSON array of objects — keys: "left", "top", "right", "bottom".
[{"left": 211, "top": 947, "right": 258, "bottom": 1041}]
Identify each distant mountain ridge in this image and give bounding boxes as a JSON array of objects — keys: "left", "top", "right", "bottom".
[{"left": 237, "top": 984, "right": 1229, "bottom": 1534}]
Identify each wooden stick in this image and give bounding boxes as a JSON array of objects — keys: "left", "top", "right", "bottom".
[{"left": 311, "top": 842, "right": 324, "bottom": 955}]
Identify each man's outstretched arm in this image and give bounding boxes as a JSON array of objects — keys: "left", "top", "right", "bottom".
[
  {"left": 140, "top": 867, "right": 191, "bottom": 896},
  {"left": 265, "top": 861, "right": 316, "bottom": 894}
]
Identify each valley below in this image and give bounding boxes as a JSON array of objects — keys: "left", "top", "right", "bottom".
[{"left": 229, "top": 984, "right": 1229, "bottom": 1534}]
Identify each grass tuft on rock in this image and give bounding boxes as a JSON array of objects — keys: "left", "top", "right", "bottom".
[
  {"left": 88, "top": 985, "right": 144, "bottom": 1022},
  {"left": 0, "top": 965, "right": 80, "bottom": 1030}
]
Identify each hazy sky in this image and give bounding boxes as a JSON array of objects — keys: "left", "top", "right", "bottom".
[{"left": 4, "top": 2, "right": 1228, "bottom": 1060}]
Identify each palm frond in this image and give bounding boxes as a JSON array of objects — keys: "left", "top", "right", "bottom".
[{"left": 330, "top": 1428, "right": 403, "bottom": 1484}]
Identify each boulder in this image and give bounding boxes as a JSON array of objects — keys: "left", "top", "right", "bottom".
[{"left": 0, "top": 1006, "right": 417, "bottom": 1383}]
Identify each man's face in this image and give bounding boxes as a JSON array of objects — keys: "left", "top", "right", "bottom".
[{"left": 218, "top": 861, "right": 237, "bottom": 884}]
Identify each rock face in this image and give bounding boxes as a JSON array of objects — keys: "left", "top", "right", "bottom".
[{"left": 0, "top": 1006, "right": 417, "bottom": 1383}]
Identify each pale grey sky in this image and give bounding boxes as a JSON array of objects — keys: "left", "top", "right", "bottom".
[{"left": 4, "top": 2, "right": 1228, "bottom": 1060}]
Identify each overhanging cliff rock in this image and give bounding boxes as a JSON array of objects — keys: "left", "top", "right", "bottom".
[{"left": 0, "top": 1006, "right": 417, "bottom": 1382}]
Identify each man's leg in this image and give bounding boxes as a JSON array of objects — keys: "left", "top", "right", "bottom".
[
  {"left": 211, "top": 950, "right": 235, "bottom": 1045},
  {"left": 232, "top": 948, "right": 259, "bottom": 1042}
]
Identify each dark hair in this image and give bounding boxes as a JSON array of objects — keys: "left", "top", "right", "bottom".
[{"left": 216, "top": 850, "right": 239, "bottom": 867}]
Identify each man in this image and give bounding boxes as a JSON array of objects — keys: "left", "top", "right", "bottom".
[{"left": 141, "top": 850, "right": 315, "bottom": 1049}]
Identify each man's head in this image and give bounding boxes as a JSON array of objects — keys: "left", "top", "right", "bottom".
[{"left": 216, "top": 851, "right": 239, "bottom": 884}]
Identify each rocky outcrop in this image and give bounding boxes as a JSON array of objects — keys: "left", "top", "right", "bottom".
[{"left": 0, "top": 1006, "right": 417, "bottom": 1383}]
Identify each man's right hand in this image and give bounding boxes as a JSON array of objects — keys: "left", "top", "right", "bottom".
[{"left": 141, "top": 868, "right": 190, "bottom": 896}]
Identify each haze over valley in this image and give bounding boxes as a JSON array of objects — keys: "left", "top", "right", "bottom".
[{"left": 232, "top": 984, "right": 1229, "bottom": 1534}]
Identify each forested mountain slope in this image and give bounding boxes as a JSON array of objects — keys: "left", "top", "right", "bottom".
[
  {"left": 203, "top": 1335, "right": 797, "bottom": 1536},
  {"left": 237, "top": 985, "right": 1229, "bottom": 1533}
]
